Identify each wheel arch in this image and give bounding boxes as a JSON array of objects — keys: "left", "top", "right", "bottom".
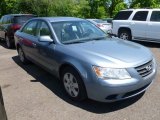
[
  {"left": 59, "top": 62, "right": 86, "bottom": 81},
  {"left": 118, "top": 27, "right": 132, "bottom": 36},
  {"left": 59, "top": 62, "right": 88, "bottom": 97}
]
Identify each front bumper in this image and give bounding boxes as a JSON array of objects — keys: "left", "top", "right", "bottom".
[{"left": 85, "top": 61, "right": 157, "bottom": 102}]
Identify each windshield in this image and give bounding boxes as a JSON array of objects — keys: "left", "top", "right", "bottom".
[{"left": 51, "top": 20, "right": 107, "bottom": 44}]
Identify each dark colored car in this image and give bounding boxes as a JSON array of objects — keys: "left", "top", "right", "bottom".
[
  {"left": 0, "top": 86, "right": 7, "bottom": 120},
  {"left": 0, "top": 14, "right": 37, "bottom": 48}
]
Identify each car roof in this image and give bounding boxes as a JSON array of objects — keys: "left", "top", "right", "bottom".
[
  {"left": 121, "top": 8, "right": 160, "bottom": 11},
  {"left": 31, "top": 17, "right": 85, "bottom": 22},
  {"left": 4, "top": 14, "right": 36, "bottom": 16},
  {"left": 87, "top": 19, "right": 98, "bottom": 20}
]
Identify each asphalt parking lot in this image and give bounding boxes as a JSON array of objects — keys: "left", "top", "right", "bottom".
[{"left": 0, "top": 41, "right": 160, "bottom": 120}]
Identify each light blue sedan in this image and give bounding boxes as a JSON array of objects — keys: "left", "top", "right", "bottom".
[{"left": 14, "top": 17, "right": 157, "bottom": 102}]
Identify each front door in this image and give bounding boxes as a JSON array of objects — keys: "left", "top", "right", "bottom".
[{"left": 34, "top": 21, "right": 57, "bottom": 72}]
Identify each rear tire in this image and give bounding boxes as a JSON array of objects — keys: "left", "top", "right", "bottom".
[
  {"left": 118, "top": 30, "right": 132, "bottom": 40},
  {"left": 6, "top": 36, "right": 14, "bottom": 48},
  {"left": 18, "top": 47, "right": 29, "bottom": 64},
  {"left": 60, "top": 67, "right": 87, "bottom": 101}
]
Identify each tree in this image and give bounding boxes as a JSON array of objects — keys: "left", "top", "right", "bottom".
[
  {"left": 0, "top": 0, "right": 6, "bottom": 16},
  {"left": 130, "top": 0, "right": 159, "bottom": 8},
  {"left": 88, "top": 0, "right": 106, "bottom": 18},
  {"left": 105, "top": 0, "right": 127, "bottom": 17},
  {"left": 16, "top": 0, "right": 55, "bottom": 16}
]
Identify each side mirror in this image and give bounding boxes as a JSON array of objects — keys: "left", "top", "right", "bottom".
[{"left": 39, "top": 36, "right": 53, "bottom": 42}]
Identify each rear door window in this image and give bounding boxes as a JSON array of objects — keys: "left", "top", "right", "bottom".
[
  {"left": 6, "top": 16, "right": 12, "bottom": 24},
  {"left": 133, "top": 11, "right": 148, "bottom": 21},
  {"left": 22, "top": 21, "right": 38, "bottom": 36},
  {"left": 114, "top": 11, "right": 133, "bottom": 20},
  {"left": 150, "top": 11, "right": 160, "bottom": 22}
]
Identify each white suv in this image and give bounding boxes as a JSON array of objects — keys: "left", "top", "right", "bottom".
[{"left": 112, "top": 9, "right": 160, "bottom": 43}]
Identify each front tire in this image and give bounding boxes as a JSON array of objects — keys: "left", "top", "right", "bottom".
[
  {"left": 118, "top": 30, "right": 132, "bottom": 40},
  {"left": 61, "top": 67, "right": 87, "bottom": 101}
]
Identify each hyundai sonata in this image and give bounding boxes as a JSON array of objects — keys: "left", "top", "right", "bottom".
[{"left": 14, "top": 17, "right": 157, "bottom": 102}]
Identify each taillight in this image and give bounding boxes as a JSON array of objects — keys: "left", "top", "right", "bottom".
[
  {"left": 97, "top": 24, "right": 104, "bottom": 27},
  {"left": 11, "top": 24, "right": 21, "bottom": 31}
]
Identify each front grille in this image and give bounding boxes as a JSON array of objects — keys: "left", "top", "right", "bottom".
[{"left": 135, "top": 60, "right": 153, "bottom": 78}]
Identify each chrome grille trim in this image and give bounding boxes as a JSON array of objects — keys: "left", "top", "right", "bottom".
[{"left": 135, "top": 60, "right": 153, "bottom": 78}]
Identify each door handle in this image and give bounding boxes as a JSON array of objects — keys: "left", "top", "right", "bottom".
[{"left": 32, "top": 43, "right": 37, "bottom": 47}]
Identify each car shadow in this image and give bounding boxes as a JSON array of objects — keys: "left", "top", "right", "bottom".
[
  {"left": 0, "top": 40, "right": 15, "bottom": 50},
  {"left": 12, "top": 56, "right": 144, "bottom": 114},
  {"left": 133, "top": 41, "right": 160, "bottom": 48}
]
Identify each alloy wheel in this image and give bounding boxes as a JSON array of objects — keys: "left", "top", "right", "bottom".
[
  {"left": 63, "top": 73, "right": 79, "bottom": 97},
  {"left": 120, "top": 33, "right": 129, "bottom": 40},
  {"left": 18, "top": 48, "right": 25, "bottom": 62}
]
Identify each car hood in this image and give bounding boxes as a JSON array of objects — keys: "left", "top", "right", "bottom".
[{"left": 66, "top": 38, "right": 153, "bottom": 67}]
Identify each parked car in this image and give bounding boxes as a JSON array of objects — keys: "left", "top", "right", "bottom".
[
  {"left": 15, "top": 17, "right": 156, "bottom": 102},
  {"left": 0, "top": 14, "right": 37, "bottom": 48},
  {"left": 112, "top": 9, "right": 160, "bottom": 43},
  {"left": 0, "top": 86, "right": 7, "bottom": 120},
  {"left": 87, "top": 19, "right": 112, "bottom": 33},
  {"left": 102, "top": 18, "right": 113, "bottom": 23}
]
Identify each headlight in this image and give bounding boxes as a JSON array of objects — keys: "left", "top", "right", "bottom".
[{"left": 93, "top": 66, "right": 131, "bottom": 80}]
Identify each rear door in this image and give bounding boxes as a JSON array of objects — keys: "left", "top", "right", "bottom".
[
  {"left": 131, "top": 11, "right": 148, "bottom": 39},
  {"left": 18, "top": 20, "right": 39, "bottom": 61},
  {"left": 146, "top": 10, "right": 160, "bottom": 42}
]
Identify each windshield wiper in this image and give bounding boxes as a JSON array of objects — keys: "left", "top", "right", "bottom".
[
  {"left": 91, "top": 36, "right": 107, "bottom": 40},
  {"left": 62, "top": 38, "right": 91, "bottom": 44},
  {"left": 62, "top": 36, "right": 107, "bottom": 44},
  {"left": 64, "top": 40, "right": 85, "bottom": 44}
]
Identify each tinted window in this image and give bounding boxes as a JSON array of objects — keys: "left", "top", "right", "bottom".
[
  {"left": 2, "top": 16, "right": 8, "bottom": 24},
  {"left": 114, "top": 11, "right": 133, "bottom": 20},
  {"left": 0, "top": 17, "right": 3, "bottom": 24},
  {"left": 22, "top": 21, "right": 37, "bottom": 36},
  {"left": 13, "top": 15, "right": 36, "bottom": 25},
  {"left": 133, "top": 11, "right": 148, "bottom": 21},
  {"left": 6, "top": 16, "right": 12, "bottom": 24},
  {"left": 150, "top": 11, "right": 160, "bottom": 22},
  {"left": 39, "top": 22, "right": 51, "bottom": 36}
]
